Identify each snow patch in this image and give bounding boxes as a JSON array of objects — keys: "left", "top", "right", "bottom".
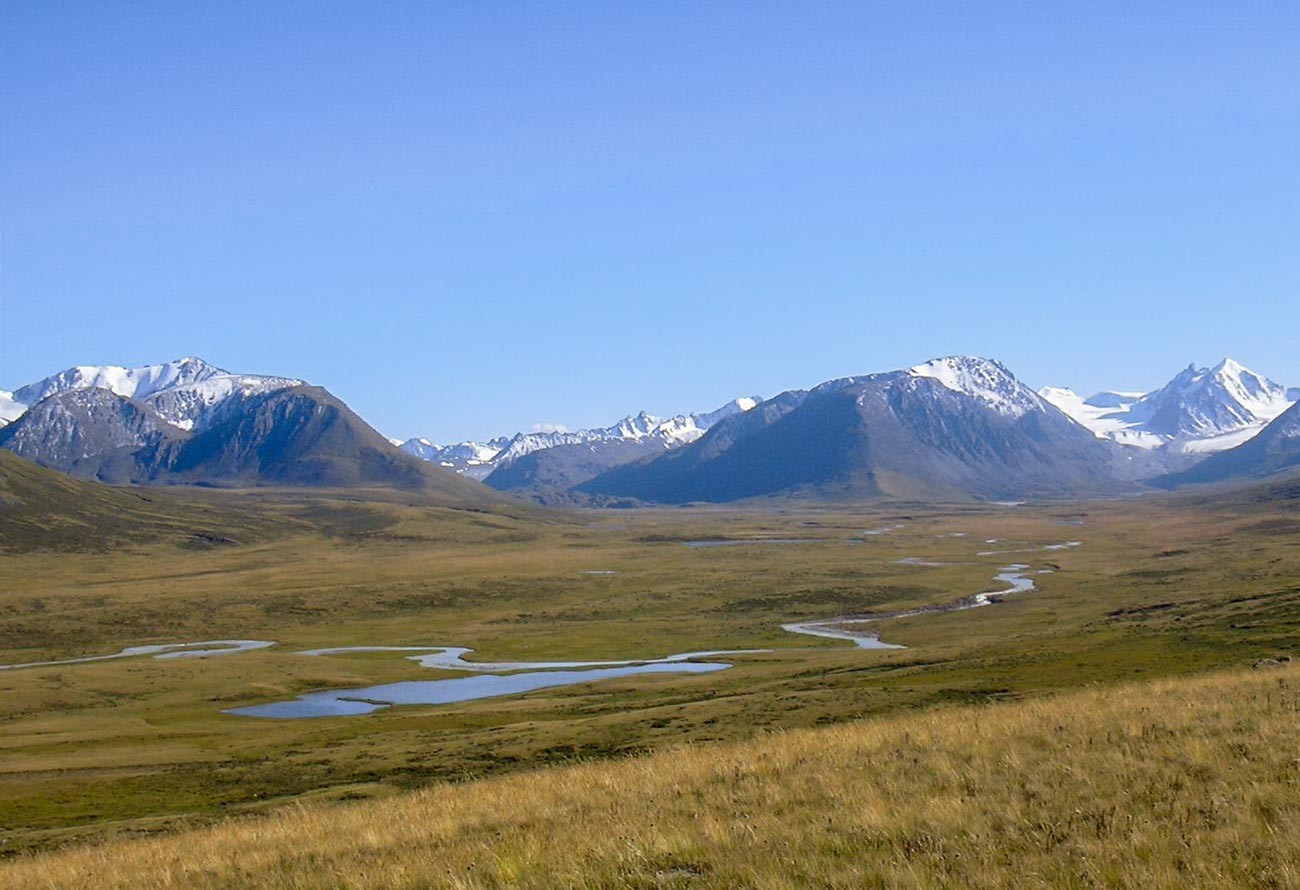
[{"left": 908, "top": 356, "right": 1042, "bottom": 417}]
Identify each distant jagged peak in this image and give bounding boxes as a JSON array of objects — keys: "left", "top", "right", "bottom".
[
  {"left": 492, "top": 395, "right": 763, "bottom": 466},
  {"left": 401, "top": 395, "right": 763, "bottom": 477},
  {"left": 1134, "top": 357, "right": 1291, "bottom": 436}
]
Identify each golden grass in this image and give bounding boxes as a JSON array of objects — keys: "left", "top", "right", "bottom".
[
  {"left": 7, "top": 666, "right": 1298, "bottom": 889},
  {"left": 5, "top": 492, "right": 1300, "bottom": 854}
]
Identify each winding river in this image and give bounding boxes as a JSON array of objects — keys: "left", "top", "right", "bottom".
[
  {"left": 4, "top": 540, "right": 1081, "bottom": 718},
  {"left": 781, "top": 556, "right": 1052, "bottom": 650},
  {"left": 0, "top": 640, "right": 275, "bottom": 671}
]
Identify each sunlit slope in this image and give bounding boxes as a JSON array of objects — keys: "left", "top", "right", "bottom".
[{"left": 7, "top": 667, "right": 1296, "bottom": 889}]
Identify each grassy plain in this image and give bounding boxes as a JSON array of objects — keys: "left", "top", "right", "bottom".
[
  {"left": 6, "top": 666, "right": 1299, "bottom": 888},
  {"left": 2, "top": 478, "right": 1298, "bottom": 863}
]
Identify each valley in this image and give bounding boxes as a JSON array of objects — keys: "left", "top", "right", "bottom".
[
  {"left": 9, "top": 6, "right": 1298, "bottom": 883},
  {"left": 3, "top": 478, "right": 1298, "bottom": 861}
]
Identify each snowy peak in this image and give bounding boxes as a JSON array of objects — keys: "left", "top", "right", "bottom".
[
  {"left": 1041, "top": 358, "right": 1295, "bottom": 453},
  {"left": 1132, "top": 358, "right": 1292, "bottom": 440},
  {"left": 12, "top": 357, "right": 225, "bottom": 405},
  {"left": 2, "top": 358, "right": 301, "bottom": 432},
  {"left": 907, "top": 356, "right": 1043, "bottom": 417}
]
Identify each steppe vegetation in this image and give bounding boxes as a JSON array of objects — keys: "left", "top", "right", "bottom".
[
  {"left": 2, "top": 468, "right": 1298, "bottom": 885},
  {"left": 5, "top": 668, "right": 1299, "bottom": 888}
]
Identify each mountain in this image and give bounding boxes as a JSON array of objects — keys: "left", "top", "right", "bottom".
[
  {"left": 1040, "top": 359, "right": 1295, "bottom": 454},
  {"left": 0, "top": 360, "right": 507, "bottom": 502},
  {"left": 1155, "top": 401, "right": 1300, "bottom": 488},
  {"left": 0, "top": 388, "right": 181, "bottom": 482},
  {"left": 398, "top": 397, "right": 761, "bottom": 490},
  {"left": 482, "top": 438, "right": 669, "bottom": 501},
  {"left": 579, "top": 357, "right": 1131, "bottom": 504},
  {"left": 149, "top": 386, "right": 507, "bottom": 499},
  {"left": 2, "top": 357, "right": 303, "bottom": 432},
  {"left": 398, "top": 437, "right": 511, "bottom": 479}
]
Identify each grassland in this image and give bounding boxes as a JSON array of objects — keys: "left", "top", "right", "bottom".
[
  {"left": 5, "top": 666, "right": 1299, "bottom": 888},
  {"left": 2, "top": 474, "right": 1298, "bottom": 868}
]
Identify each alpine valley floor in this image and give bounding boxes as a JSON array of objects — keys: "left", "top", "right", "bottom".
[{"left": 2, "top": 480, "right": 1299, "bottom": 878}]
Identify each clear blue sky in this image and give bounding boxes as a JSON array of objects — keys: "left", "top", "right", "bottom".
[{"left": 3, "top": 2, "right": 1298, "bottom": 441}]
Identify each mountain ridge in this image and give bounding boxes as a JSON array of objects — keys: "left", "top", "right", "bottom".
[
  {"left": 0, "top": 361, "right": 508, "bottom": 503},
  {"left": 399, "top": 396, "right": 761, "bottom": 482},
  {"left": 579, "top": 356, "right": 1135, "bottom": 504}
]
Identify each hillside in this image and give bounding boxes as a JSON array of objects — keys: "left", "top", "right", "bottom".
[
  {"left": 0, "top": 450, "right": 296, "bottom": 551},
  {"left": 5, "top": 667, "right": 1294, "bottom": 889}
]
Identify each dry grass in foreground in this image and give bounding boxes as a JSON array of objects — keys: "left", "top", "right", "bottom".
[{"left": 6, "top": 667, "right": 1299, "bottom": 889}]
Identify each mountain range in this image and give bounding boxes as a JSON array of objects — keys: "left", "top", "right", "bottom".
[
  {"left": 1039, "top": 359, "right": 1296, "bottom": 453},
  {"left": 577, "top": 357, "right": 1139, "bottom": 503},
  {"left": 2, "top": 355, "right": 1296, "bottom": 504},
  {"left": 0, "top": 359, "right": 501, "bottom": 505},
  {"left": 394, "top": 397, "right": 760, "bottom": 483}
]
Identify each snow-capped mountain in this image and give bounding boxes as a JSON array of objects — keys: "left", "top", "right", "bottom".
[
  {"left": 2, "top": 358, "right": 302, "bottom": 432},
  {"left": 397, "top": 437, "right": 511, "bottom": 479},
  {"left": 580, "top": 356, "right": 1131, "bottom": 504},
  {"left": 494, "top": 398, "right": 761, "bottom": 464},
  {"left": 399, "top": 397, "right": 761, "bottom": 483},
  {"left": 0, "top": 359, "right": 502, "bottom": 501},
  {"left": 1040, "top": 359, "right": 1295, "bottom": 453}
]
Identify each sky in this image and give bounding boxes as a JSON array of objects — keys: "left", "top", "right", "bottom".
[{"left": 2, "top": 2, "right": 1298, "bottom": 442}]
